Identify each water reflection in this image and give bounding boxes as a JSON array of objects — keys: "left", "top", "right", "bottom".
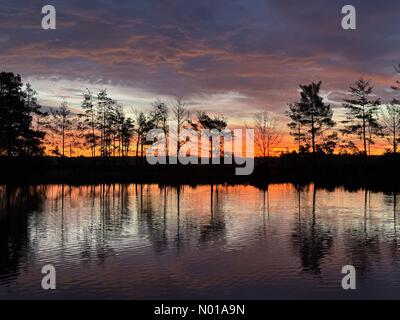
[
  {"left": 199, "top": 185, "right": 226, "bottom": 246},
  {"left": 291, "top": 185, "right": 334, "bottom": 275},
  {"left": 1, "top": 183, "right": 400, "bottom": 299},
  {"left": 0, "top": 185, "right": 46, "bottom": 283}
]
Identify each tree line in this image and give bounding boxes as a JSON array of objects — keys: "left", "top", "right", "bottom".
[
  {"left": 284, "top": 77, "right": 400, "bottom": 158},
  {"left": 0, "top": 71, "right": 229, "bottom": 158},
  {"left": 1, "top": 70, "right": 400, "bottom": 158},
  {"left": 255, "top": 72, "right": 400, "bottom": 158}
]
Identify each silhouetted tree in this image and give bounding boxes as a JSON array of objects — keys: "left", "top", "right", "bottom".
[
  {"left": 79, "top": 90, "right": 134, "bottom": 157},
  {"left": 287, "top": 103, "right": 306, "bottom": 154},
  {"left": 25, "top": 83, "right": 48, "bottom": 132},
  {"left": 171, "top": 98, "right": 190, "bottom": 158},
  {"left": 317, "top": 132, "right": 338, "bottom": 155},
  {"left": 97, "top": 90, "right": 116, "bottom": 157},
  {"left": 195, "top": 111, "right": 227, "bottom": 159},
  {"left": 0, "top": 72, "right": 45, "bottom": 156},
  {"left": 151, "top": 100, "right": 169, "bottom": 157},
  {"left": 111, "top": 104, "right": 124, "bottom": 156},
  {"left": 133, "top": 110, "right": 155, "bottom": 158},
  {"left": 338, "top": 139, "right": 359, "bottom": 155},
  {"left": 79, "top": 89, "right": 98, "bottom": 157},
  {"left": 112, "top": 105, "right": 134, "bottom": 157},
  {"left": 341, "top": 79, "right": 381, "bottom": 157},
  {"left": 50, "top": 99, "right": 72, "bottom": 157},
  {"left": 286, "top": 81, "right": 335, "bottom": 157},
  {"left": 380, "top": 99, "right": 400, "bottom": 154},
  {"left": 253, "top": 111, "right": 282, "bottom": 157},
  {"left": 121, "top": 117, "right": 135, "bottom": 156}
]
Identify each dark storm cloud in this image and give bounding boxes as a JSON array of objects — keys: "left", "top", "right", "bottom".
[{"left": 0, "top": 0, "right": 399, "bottom": 114}]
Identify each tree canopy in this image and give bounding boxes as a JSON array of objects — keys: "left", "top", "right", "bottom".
[{"left": 0, "top": 72, "right": 45, "bottom": 156}]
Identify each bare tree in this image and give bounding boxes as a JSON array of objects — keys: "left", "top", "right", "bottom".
[
  {"left": 50, "top": 99, "right": 72, "bottom": 157},
  {"left": 151, "top": 100, "right": 169, "bottom": 156},
  {"left": 253, "top": 111, "right": 282, "bottom": 157},
  {"left": 171, "top": 98, "right": 190, "bottom": 157},
  {"left": 380, "top": 99, "right": 400, "bottom": 154}
]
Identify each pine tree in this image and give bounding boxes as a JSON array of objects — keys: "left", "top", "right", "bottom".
[
  {"left": 0, "top": 72, "right": 45, "bottom": 156},
  {"left": 286, "top": 81, "right": 335, "bottom": 156},
  {"left": 341, "top": 78, "right": 380, "bottom": 157}
]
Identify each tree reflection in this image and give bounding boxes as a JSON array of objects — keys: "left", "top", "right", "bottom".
[
  {"left": 174, "top": 185, "right": 184, "bottom": 255},
  {"left": 3, "top": 183, "right": 400, "bottom": 298},
  {"left": 79, "top": 184, "right": 132, "bottom": 263},
  {"left": 0, "top": 185, "right": 47, "bottom": 281},
  {"left": 199, "top": 184, "right": 226, "bottom": 245},
  {"left": 341, "top": 190, "right": 382, "bottom": 279},
  {"left": 387, "top": 192, "right": 400, "bottom": 282},
  {"left": 136, "top": 184, "right": 169, "bottom": 254},
  {"left": 291, "top": 185, "right": 334, "bottom": 275}
]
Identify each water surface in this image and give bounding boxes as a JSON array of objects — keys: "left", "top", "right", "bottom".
[{"left": 0, "top": 183, "right": 400, "bottom": 299}]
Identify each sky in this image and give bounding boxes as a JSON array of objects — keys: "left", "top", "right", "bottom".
[{"left": 1, "top": 0, "right": 400, "bottom": 131}]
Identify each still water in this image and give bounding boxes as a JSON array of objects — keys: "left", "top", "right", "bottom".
[{"left": 0, "top": 183, "right": 400, "bottom": 299}]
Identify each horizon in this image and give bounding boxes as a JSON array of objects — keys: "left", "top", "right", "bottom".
[{"left": 2, "top": 71, "right": 395, "bottom": 156}]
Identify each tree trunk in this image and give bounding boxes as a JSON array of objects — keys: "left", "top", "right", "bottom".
[
  {"left": 362, "top": 110, "right": 367, "bottom": 158},
  {"left": 297, "top": 124, "right": 301, "bottom": 154},
  {"left": 62, "top": 124, "right": 65, "bottom": 158},
  {"left": 311, "top": 115, "right": 315, "bottom": 157},
  {"left": 136, "top": 136, "right": 140, "bottom": 158}
]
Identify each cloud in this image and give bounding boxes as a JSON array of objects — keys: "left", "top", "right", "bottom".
[
  {"left": 0, "top": 34, "right": 10, "bottom": 43},
  {"left": 1, "top": 0, "right": 399, "bottom": 123}
]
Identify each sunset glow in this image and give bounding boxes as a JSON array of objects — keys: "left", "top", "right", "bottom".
[{"left": 1, "top": 1, "right": 400, "bottom": 155}]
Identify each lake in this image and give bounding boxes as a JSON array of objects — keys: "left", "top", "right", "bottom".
[{"left": 0, "top": 183, "right": 400, "bottom": 299}]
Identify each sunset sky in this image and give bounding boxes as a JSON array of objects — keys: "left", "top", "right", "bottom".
[{"left": 1, "top": 0, "right": 400, "bottom": 153}]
